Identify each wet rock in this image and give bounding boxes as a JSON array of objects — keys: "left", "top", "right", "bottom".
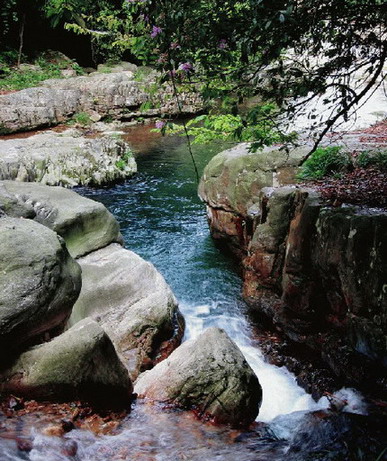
[
  {"left": 284, "top": 411, "right": 387, "bottom": 461},
  {"left": 0, "top": 129, "right": 137, "bottom": 187},
  {"left": 0, "top": 217, "right": 81, "bottom": 365},
  {"left": 199, "top": 141, "right": 387, "bottom": 396},
  {"left": 1, "top": 319, "right": 132, "bottom": 409},
  {"left": 135, "top": 327, "right": 262, "bottom": 427},
  {"left": 0, "top": 181, "right": 122, "bottom": 258},
  {"left": 68, "top": 243, "right": 184, "bottom": 379}
]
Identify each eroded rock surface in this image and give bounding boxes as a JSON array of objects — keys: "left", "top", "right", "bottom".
[
  {"left": 0, "top": 70, "right": 203, "bottom": 134},
  {"left": 0, "top": 180, "right": 122, "bottom": 258},
  {"left": 0, "top": 129, "right": 137, "bottom": 187},
  {"left": 199, "top": 143, "right": 306, "bottom": 257},
  {"left": 69, "top": 243, "right": 184, "bottom": 379},
  {"left": 0, "top": 217, "right": 81, "bottom": 365},
  {"left": 0, "top": 319, "right": 132, "bottom": 409},
  {"left": 135, "top": 327, "right": 262, "bottom": 427},
  {"left": 199, "top": 144, "right": 387, "bottom": 396}
]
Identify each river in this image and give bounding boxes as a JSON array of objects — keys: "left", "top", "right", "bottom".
[{"left": 0, "top": 123, "right": 365, "bottom": 461}]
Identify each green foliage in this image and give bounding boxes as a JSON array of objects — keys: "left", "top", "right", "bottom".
[
  {"left": 115, "top": 149, "right": 133, "bottom": 170},
  {"left": 355, "top": 150, "right": 387, "bottom": 170},
  {"left": 0, "top": 56, "right": 84, "bottom": 91},
  {"left": 68, "top": 112, "right": 92, "bottom": 126},
  {"left": 296, "top": 147, "right": 351, "bottom": 180},
  {"left": 156, "top": 104, "right": 297, "bottom": 149}
]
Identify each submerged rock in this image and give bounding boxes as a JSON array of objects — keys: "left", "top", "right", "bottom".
[
  {"left": 69, "top": 243, "right": 184, "bottom": 379},
  {"left": 0, "top": 319, "right": 132, "bottom": 409},
  {"left": 0, "top": 129, "right": 137, "bottom": 187},
  {"left": 0, "top": 217, "right": 81, "bottom": 366},
  {"left": 0, "top": 180, "right": 122, "bottom": 258},
  {"left": 283, "top": 410, "right": 387, "bottom": 461},
  {"left": 135, "top": 327, "right": 262, "bottom": 427}
]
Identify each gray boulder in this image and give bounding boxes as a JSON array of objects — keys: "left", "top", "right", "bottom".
[
  {"left": 0, "top": 319, "right": 132, "bottom": 408},
  {"left": 0, "top": 181, "right": 122, "bottom": 258},
  {"left": 0, "top": 129, "right": 137, "bottom": 187},
  {"left": 0, "top": 71, "right": 203, "bottom": 133},
  {"left": 0, "top": 87, "right": 81, "bottom": 134},
  {"left": 69, "top": 243, "right": 184, "bottom": 379},
  {"left": 134, "top": 327, "right": 262, "bottom": 427},
  {"left": 0, "top": 217, "right": 81, "bottom": 365}
]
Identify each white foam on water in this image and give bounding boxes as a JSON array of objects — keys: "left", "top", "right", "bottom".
[{"left": 181, "top": 301, "right": 326, "bottom": 422}]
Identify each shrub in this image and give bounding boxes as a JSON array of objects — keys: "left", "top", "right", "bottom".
[
  {"left": 297, "top": 146, "right": 351, "bottom": 180},
  {"left": 355, "top": 150, "right": 387, "bottom": 170}
]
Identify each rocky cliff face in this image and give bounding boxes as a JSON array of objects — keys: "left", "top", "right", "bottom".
[{"left": 199, "top": 145, "right": 387, "bottom": 396}]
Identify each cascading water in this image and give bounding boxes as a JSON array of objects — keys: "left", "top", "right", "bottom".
[
  {"left": 0, "top": 124, "right": 365, "bottom": 461},
  {"left": 83, "top": 125, "right": 325, "bottom": 422}
]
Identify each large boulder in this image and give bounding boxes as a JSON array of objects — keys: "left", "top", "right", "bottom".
[
  {"left": 0, "top": 87, "right": 81, "bottom": 134},
  {"left": 0, "top": 129, "right": 137, "bottom": 187},
  {"left": 0, "top": 319, "right": 132, "bottom": 409},
  {"left": 68, "top": 243, "right": 184, "bottom": 379},
  {"left": 243, "top": 187, "right": 387, "bottom": 393},
  {"left": 198, "top": 144, "right": 307, "bottom": 256},
  {"left": 199, "top": 143, "right": 307, "bottom": 216},
  {"left": 0, "top": 181, "right": 122, "bottom": 258},
  {"left": 0, "top": 217, "right": 81, "bottom": 366},
  {"left": 0, "top": 70, "right": 203, "bottom": 133},
  {"left": 134, "top": 327, "right": 262, "bottom": 427}
]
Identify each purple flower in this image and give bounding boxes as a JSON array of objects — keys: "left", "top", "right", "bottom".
[
  {"left": 155, "top": 120, "right": 166, "bottom": 130},
  {"left": 170, "top": 42, "right": 181, "bottom": 50},
  {"left": 218, "top": 39, "right": 228, "bottom": 49},
  {"left": 178, "top": 62, "right": 193, "bottom": 73},
  {"left": 151, "top": 26, "right": 162, "bottom": 38}
]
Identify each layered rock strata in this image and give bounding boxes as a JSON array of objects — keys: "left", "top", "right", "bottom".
[{"left": 0, "top": 69, "right": 203, "bottom": 134}]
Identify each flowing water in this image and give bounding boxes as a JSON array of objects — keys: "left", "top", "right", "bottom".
[{"left": 0, "top": 124, "right": 366, "bottom": 461}]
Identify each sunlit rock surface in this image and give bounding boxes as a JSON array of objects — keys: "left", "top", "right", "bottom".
[
  {"left": 0, "top": 129, "right": 137, "bottom": 187},
  {"left": 0, "top": 69, "right": 203, "bottom": 133},
  {"left": 135, "top": 327, "right": 262, "bottom": 427},
  {"left": 0, "top": 180, "right": 123, "bottom": 258},
  {"left": 69, "top": 243, "right": 184, "bottom": 380}
]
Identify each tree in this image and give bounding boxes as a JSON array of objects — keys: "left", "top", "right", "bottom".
[{"left": 120, "top": 0, "right": 387, "bottom": 156}]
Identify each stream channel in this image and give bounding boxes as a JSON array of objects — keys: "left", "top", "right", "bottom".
[{"left": 1, "top": 124, "right": 365, "bottom": 461}]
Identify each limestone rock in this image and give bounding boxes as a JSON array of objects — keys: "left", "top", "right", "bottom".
[
  {"left": 0, "top": 129, "right": 137, "bottom": 187},
  {"left": 0, "top": 217, "right": 81, "bottom": 365},
  {"left": 199, "top": 143, "right": 307, "bottom": 216},
  {"left": 0, "top": 319, "right": 132, "bottom": 408},
  {"left": 1, "top": 180, "right": 122, "bottom": 258},
  {"left": 135, "top": 327, "right": 262, "bottom": 427},
  {"left": 0, "top": 71, "right": 203, "bottom": 133},
  {"left": 69, "top": 243, "right": 184, "bottom": 379},
  {"left": 0, "top": 87, "right": 81, "bottom": 134},
  {"left": 0, "top": 182, "right": 35, "bottom": 218}
]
